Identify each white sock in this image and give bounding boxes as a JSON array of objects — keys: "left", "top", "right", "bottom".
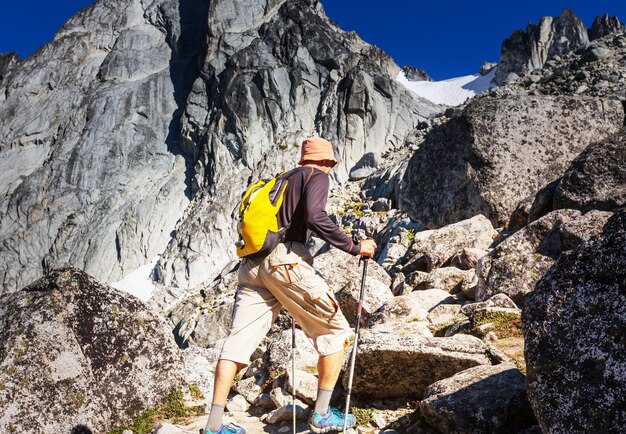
[
  {"left": 314, "top": 387, "right": 333, "bottom": 415},
  {"left": 205, "top": 403, "right": 224, "bottom": 432}
]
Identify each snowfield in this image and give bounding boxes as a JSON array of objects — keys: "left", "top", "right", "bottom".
[
  {"left": 397, "top": 68, "right": 497, "bottom": 106},
  {"left": 111, "top": 256, "right": 160, "bottom": 301}
]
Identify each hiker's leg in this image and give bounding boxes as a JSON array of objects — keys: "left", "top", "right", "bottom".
[
  {"left": 212, "top": 359, "right": 247, "bottom": 406},
  {"left": 313, "top": 349, "right": 345, "bottom": 414},
  {"left": 206, "top": 359, "right": 247, "bottom": 432},
  {"left": 260, "top": 242, "right": 354, "bottom": 419},
  {"left": 317, "top": 349, "right": 344, "bottom": 389},
  {"left": 206, "top": 258, "right": 281, "bottom": 432}
]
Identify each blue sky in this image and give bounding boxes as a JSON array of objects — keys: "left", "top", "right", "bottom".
[{"left": 1, "top": 1, "right": 626, "bottom": 80}]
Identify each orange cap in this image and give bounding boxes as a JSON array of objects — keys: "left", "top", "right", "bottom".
[{"left": 298, "top": 137, "right": 338, "bottom": 166}]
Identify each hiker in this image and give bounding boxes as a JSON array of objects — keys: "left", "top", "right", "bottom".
[{"left": 202, "top": 137, "right": 377, "bottom": 434}]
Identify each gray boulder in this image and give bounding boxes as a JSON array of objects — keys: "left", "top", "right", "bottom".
[
  {"left": 449, "top": 247, "right": 488, "bottom": 270},
  {"left": 407, "top": 267, "right": 473, "bottom": 294},
  {"left": 315, "top": 247, "right": 392, "bottom": 324},
  {"left": 370, "top": 289, "right": 459, "bottom": 325},
  {"left": 401, "top": 96, "right": 623, "bottom": 228},
  {"left": 553, "top": 127, "right": 626, "bottom": 213},
  {"left": 537, "top": 209, "right": 613, "bottom": 256},
  {"left": 398, "top": 215, "right": 496, "bottom": 273},
  {"left": 461, "top": 293, "right": 518, "bottom": 317},
  {"left": 479, "top": 61, "right": 497, "bottom": 76},
  {"left": 476, "top": 209, "right": 581, "bottom": 305},
  {"left": 495, "top": 9, "right": 589, "bottom": 85},
  {"left": 344, "top": 331, "right": 492, "bottom": 399},
  {"left": 337, "top": 278, "right": 394, "bottom": 327},
  {"left": 0, "top": 267, "right": 184, "bottom": 433},
  {"left": 420, "top": 364, "right": 537, "bottom": 433},
  {"left": 349, "top": 152, "right": 383, "bottom": 180},
  {"left": 265, "top": 328, "right": 320, "bottom": 378},
  {"left": 523, "top": 209, "right": 626, "bottom": 433},
  {"left": 285, "top": 368, "right": 318, "bottom": 405}
]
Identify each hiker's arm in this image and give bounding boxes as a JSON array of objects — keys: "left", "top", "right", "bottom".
[{"left": 304, "top": 173, "right": 361, "bottom": 255}]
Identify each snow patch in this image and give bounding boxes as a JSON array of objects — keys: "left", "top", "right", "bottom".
[
  {"left": 111, "top": 256, "right": 159, "bottom": 301},
  {"left": 397, "top": 68, "right": 497, "bottom": 106}
]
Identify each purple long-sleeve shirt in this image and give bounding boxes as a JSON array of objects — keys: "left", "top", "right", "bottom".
[{"left": 278, "top": 166, "right": 361, "bottom": 255}]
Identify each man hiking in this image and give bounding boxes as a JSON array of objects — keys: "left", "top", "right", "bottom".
[{"left": 202, "top": 137, "right": 377, "bottom": 434}]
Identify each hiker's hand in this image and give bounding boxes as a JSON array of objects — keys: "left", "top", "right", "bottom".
[{"left": 358, "top": 239, "right": 377, "bottom": 257}]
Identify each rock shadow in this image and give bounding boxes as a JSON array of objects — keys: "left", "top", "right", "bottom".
[
  {"left": 70, "top": 425, "right": 93, "bottom": 434},
  {"left": 166, "top": 0, "right": 210, "bottom": 200}
]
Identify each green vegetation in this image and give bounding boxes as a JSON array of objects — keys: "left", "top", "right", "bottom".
[
  {"left": 188, "top": 383, "right": 205, "bottom": 400},
  {"left": 512, "top": 358, "right": 527, "bottom": 375},
  {"left": 428, "top": 321, "right": 455, "bottom": 337},
  {"left": 406, "top": 229, "right": 416, "bottom": 243},
  {"left": 471, "top": 310, "right": 523, "bottom": 339},
  {"left": 351, "top": 407, "right": 374, "bottom": 427},
  {"left": 108, "top": 390, "right": 204, "bottom": 434},
  {"left": 302, "top": 366, "right": 318, "bottom": 375},
  {"left": 263, "top": 369, "right": 286, "bottom": 389},
  {"left": 339, "top": 201, "right": 365, "bottom": 217}
]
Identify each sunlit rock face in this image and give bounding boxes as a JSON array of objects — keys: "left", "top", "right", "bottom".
[
  {"left": 152, "top": 0, "right": 441, "bottom": 288},
  {"left": 0, "top": 0, "right": 441, "bottom": 293}
]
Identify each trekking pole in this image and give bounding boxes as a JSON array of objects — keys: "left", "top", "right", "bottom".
[
  {"left": 292, "top": 317, "right": 297, "bottom": 434},
  {"left": 343, "top": 257, "right": 369, "bottom": 432}
]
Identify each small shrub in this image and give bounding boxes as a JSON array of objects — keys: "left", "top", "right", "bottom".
[
  {"left": 188, "top": 383, "right": 205, "bottom": 400},
  {"left": 351, "top": 407, "right": 374, "bottom": 426}
]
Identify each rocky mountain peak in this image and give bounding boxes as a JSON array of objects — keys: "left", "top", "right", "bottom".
[
  {"left": 0, "top": 52, "right": 19, "bottom": 85},
  {"left": 402, "top": 65, "right": 433, "bottom": 82},
  {"left": 589, "top": 13, "right": 626, "bottom": 40},
  {"left": 495, "top": 8, "right": 589, "bottom": 85}
]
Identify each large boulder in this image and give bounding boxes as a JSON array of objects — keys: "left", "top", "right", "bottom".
[
  {"left": 370, "top": 289, "right": 459, "bottom": 325},
  {"left": 265, "top": 328, "right": 320, "bottom": 378},
  {"left": 316, "top": 247, "right": 392, "bottom": 290},
  {"left": 523, "top": 210, "right": 626, "bottom": 433},
  {"left": 315, "top": 247, "right": 393, "bottom": 325},
  {"left": 344, "top": 330, "right": 493, "bottom": 399},
  {"left": 552, "top": 127, "right": 626, "bottom": 213},
  {"left": 400, "top": 95, "right": 623, "bottom": 228},
  {"left": 420, "top": 364, "right": 537, "bottom": 433},
  {"left": 476, "top": 209, "right": 581, "bottom": 305},
  {"left": 0, "top": 267, "right": 185, "bottom": 433},
  {"left": 398, "top": 215, "right": 497, "bottom": 273},
  {"left": 407, "top": 267, "right": 474, "bottom": 294}
]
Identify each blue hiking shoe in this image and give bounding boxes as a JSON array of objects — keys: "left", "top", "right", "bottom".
[
  {"left": 308, "top": 407, "right": 357, "bottom": 433},
  {"left": 200, "top": 422, "right": 246, "bottom": 434}
]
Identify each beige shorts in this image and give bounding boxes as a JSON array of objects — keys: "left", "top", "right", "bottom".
[{"left": 219, "top": 241, "right": 353, "bottom": 365}]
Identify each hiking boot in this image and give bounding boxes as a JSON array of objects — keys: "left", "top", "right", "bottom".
[
  {"left": 200, "top": 422, "right": 246, "bottom": 434},
  {"left": 308, "top": 407, "right": 357, "bottom": 433}
]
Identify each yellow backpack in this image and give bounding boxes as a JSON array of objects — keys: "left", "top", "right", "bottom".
[{"left": 235, "top": 174, "right": 289, "bottom": 258}]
